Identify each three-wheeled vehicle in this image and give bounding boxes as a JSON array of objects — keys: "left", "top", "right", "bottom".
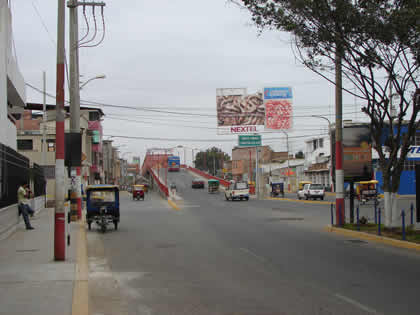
[
  {"left": 86, "top": 185, "right": 120, "bottom": 232},
  {"left": 270, "top": 182, "right": 285, "bottom": 198},
  {"left": 132, "top": 185, "right": 145, "bottom": 201},
  {"left": 208, "top": 179, "right": 220, "bottom": 193},
  {"left": 356, "top": 180, "right": 378, "bottom": 204}
]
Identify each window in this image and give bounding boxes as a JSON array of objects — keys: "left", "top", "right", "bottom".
[
  {"left": 412, "top": 133, "right": 420, "bottom": 145},
  {"left": 89, "top": 111, "right": 100, "bottom": 121},
  {"left": 17, "top": 139, "right": 33, "bottom": 150},
  {"left": 313, "top": 140, "right": 318, "bottom": 151},
  {"left": 319, "top": 138, "right": 324, "bottom": 148}
]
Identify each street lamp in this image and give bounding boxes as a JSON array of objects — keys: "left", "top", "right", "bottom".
[
  {"left": 279, "top": 130, "right": 290, "bottom": 192},
  {"left": 79, "top": 74, "right": 106, "bottom": 90}
]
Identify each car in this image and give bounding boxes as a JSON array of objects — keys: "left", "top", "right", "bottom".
[
  {"left": 304, "top": 183, "right": 325, "bottom": 200},
  {"left": 191, "top": 179, "right": 204, "bottom": 189},
  {"left": 225, "top": 181, "right": 249, "bottom": 201}
]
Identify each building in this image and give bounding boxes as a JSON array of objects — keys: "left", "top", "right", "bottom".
[
  {"left": 374, "top": 125, "right": 420, "bottom": 195},
  {"left": 304, "top": 135, "right": 332, "bottom": 189},
  {"left": 0, "top": 1, "right": 26, "bottom": 150}
]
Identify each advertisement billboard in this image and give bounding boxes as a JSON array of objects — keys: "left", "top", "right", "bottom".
[
  {"left": 332, "top": 124, "right": 372, "bottom": 181},
  {"left": 216, "top": 88, "right": 264, "bottom": 135},
  {"left": 264, "top": 87, "right": 293, "bottom": 130}
]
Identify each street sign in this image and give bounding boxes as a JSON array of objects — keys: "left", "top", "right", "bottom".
[{"left": 238, "top": 135, "right": 261, "bottom": 147}]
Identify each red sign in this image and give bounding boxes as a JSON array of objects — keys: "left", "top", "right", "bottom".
[{"left": 265, "top": 99, "right": 292, "bottom": 130}]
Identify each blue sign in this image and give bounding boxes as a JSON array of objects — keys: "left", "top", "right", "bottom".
[{"left": 264, "top": 87, "right": 292, "bottom": 100}]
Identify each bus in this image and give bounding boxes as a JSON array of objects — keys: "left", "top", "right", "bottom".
[{"left": 168, "top": 156, "right": 180, "bottom": 172}]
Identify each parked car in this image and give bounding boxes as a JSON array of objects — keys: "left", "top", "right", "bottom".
[
  {"left": 297, "top": 181, "right": 312, "bottom": 200},
  {"left": 304, "top": 183, "right": 325, "bottom": 200},
  {"left": 192, "top": 179, "right": 205, "bottom": 189}
]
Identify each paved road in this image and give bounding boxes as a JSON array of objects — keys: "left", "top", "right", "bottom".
[{"left": 87, "top": 170, "right": 420, "bottom": 315}]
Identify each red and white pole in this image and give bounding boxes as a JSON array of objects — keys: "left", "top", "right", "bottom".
[
  {"left": 76, "top": 167, "right": 82, "bottom": 219},
  {"left": 335, "top": 51, "right": 345, "bottom": 226},
  {"left": 54, "top": 0, "right": 66, "bottom": 260}
]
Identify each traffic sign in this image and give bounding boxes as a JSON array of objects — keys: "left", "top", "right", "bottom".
[{"left": 238, "top": 135, "right": 261, "bottom": 147}]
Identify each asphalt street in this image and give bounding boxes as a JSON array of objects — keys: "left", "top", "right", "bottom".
[{"left": 87, "top": 170, "right": 420, "bottom": 315}]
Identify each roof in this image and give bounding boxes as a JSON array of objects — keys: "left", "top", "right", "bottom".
[
  {"left": 26, "top": 103, "right": 105, "bottom": 116},
  {"left": 86, "top": 184, "right": 119, "bottom": 190}
]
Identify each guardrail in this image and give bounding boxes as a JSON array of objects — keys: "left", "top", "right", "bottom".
[
  {"left": 150, "top": 169, "right": 169, "bottom": 197},
  {"left": 187, "top": 167, "right": 230, "bottom": 188}
]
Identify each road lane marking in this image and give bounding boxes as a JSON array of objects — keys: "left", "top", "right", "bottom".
[
  {"left": 239, "top": 247, "right": 266, "bottom": 263},
  {"left": 335, "top": 293, "right": 383, "bottom": 315}
]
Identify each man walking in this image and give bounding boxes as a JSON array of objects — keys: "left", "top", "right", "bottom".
[{"left": 17, "top": 182, "right": 34, "bottom": 230}]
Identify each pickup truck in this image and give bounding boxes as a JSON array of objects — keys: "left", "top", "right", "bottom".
[{"left": 225, "top": 182, "right": 249, "bottom": 201}]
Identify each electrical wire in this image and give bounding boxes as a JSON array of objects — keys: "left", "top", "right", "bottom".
[
  {"left": 78, "top": 5, "right": 97, "bottom": 46},
  {"left": 103, "top": 132, "right": 330, "bottom": 143},
  {"left": 78, "top": 4, "right": 90, "bottom": 43},
  {"left": 80, "top": 6, "right": 106, "bottom": 48}
]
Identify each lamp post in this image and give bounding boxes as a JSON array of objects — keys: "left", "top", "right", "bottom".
[
  {"left": 311, "top": 115, "right": 333, "bottom": 191},
  {"left": 79, "top": 74, "right": 106, "bottom": 90},
  {"left": 279, "top": 130, "right": 290, "bottom": 192}
]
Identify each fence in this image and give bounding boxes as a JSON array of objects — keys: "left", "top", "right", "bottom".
[
  {"left": 0, "top": 143, "right": 46, "bottom": 208},
  {"left": 0, "top": 143, "right": 30, "bottom": 208}
]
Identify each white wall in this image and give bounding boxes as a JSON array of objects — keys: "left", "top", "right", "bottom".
[{"left": 0, "top": 1, "right": 25, "bottom": 150}]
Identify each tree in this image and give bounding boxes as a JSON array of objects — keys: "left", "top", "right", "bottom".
[
  {"left": 236, "top": 0, "right": 419, "bottom": 227},
  {"left": 194, "top": 147, "right": 230, "bottom": 175},
  {"left": 295, "top": 151, "right": 304, "bottom": 159}
]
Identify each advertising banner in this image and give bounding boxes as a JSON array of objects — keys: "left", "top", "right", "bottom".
[
  {"left": 217, "top": 88, "right": 265, "bottom": 135},
  {"left": 264, "top": 87, "right": 293, "bottom": 130},
  {"left": 339, "top": 125, "right": 372, "bottom": 180}
]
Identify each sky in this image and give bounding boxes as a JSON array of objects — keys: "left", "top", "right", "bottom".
[{"left": 10, "top": 0, "right": 367, "bottom": 165}]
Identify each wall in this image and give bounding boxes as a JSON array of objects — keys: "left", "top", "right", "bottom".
[
  {"left": 0, "top": 1, "right": 25, "bottom": 150},
  {"left": 375, "top": 170, "right": 417, "bottom": 195},
  {"left": 232, "top": 146, "right": 272, "bottom": 163}
]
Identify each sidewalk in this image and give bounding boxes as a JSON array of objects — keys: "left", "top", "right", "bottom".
[{"left": 0, "top": 207, "right": 79, "bottom": 315}]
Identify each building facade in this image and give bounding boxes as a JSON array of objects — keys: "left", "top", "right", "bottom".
[{"left": 304, "top": 136, "right": 332, "bottom": 189}]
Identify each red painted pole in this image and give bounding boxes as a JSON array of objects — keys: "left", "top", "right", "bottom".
[
  {"left": 335, "top": 50, "right": 345, "bottom": 226},
  {"left": 54, "top": 0, "right": 66, "bottom": 261}
]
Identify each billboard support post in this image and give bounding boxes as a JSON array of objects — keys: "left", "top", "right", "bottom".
[{"left": 256, "top": 146, "right": 259, "bottom": 199}]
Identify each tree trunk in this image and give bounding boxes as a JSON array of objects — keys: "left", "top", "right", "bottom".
[{"left": 383, "top": 191, "right": 399, "bottom": 228}]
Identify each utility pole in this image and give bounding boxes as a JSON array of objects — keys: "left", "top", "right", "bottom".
[
  {"left": 335, "top": 49, "right": 345, "bottom": 226},
  {"left": 55, "top": 0, "right": 66, "bottom": 261},
  {"left": 68, "top": 0, "right": 81, "bottom": 221},
  {"left": 256, "top": 146, "right": 259, "bottom": 199},
  {"left": 42, "top": 71, "right": 47, "bottom": 166}
]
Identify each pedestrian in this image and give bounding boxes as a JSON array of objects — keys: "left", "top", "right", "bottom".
[{"left": 17, "top": 182, "right": 34, "bottom": 230}]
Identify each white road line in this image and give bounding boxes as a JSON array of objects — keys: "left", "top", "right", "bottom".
[
  {"left": 335, "top": 293, "right": 383, "bottom": 315},
  {"left": 239, "top": 247, "right": 266, "bottom": 263}
]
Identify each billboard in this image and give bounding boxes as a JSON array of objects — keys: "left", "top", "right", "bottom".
[
  {"left": 217, "top": 88, "right": 264, "bottom": 135},
  {"left": 264, "top": 87, "right": 293, "bottom": 130},
  {"left": 332, "top": 125, "right": 372, "bottom": 181}
]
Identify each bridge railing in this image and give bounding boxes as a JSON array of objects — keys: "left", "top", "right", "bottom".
[
  {"left": 187, "top": 167, "right": 230, "bottom": 188},
  {"left": 150, "top": 169, "right": 169, "bottom": 197}
]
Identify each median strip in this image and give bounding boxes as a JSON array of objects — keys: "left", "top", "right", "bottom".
[
  {"left": 168, "top": 199, "right": 180, "bottom": 211},
  {"left": 324, "top": 225, "right": 420, "bottom": 252},
  {"left": 268, "top": 197, "right": 333, "bottom": 205}
]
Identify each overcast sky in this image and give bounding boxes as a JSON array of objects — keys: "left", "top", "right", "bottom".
[{"left": 11, "top": 0, "right": 367, "bottom": 165}]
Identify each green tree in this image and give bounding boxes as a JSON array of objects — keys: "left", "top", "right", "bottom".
[
  {"left": 236, "top": 0, "right": 419, "bottom": 227},
  {"left": 194, "top": 147, "right": 230, "bottom": 175}
]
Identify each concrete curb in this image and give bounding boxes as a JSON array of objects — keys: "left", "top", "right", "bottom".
[
  {"left": 168, "top": 199, "right": 180, "bottom": 211},
  {"left": 268, "top": 197, "right": 333, "bottom": 205},
  {"left": 324, "top": 225, "right": 420, "bottom": 252},
  {"left": 72, "top": 214, "right": 89, "bottom": 315}
]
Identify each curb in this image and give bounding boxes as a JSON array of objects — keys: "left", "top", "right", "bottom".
[
  {"left": 324, "top": 225, "right": 420, "bottom": 252},
  {"left": 268, "top": 197, "right": 333, "bottom": 205},
  {"left": 72, "top": 214, "right": 89, "bottom": 315},
  {"left": 168, "top": 199, "right": 180, "bottom": 211}
]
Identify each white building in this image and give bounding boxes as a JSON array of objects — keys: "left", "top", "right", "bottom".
[
  {"left": 0, "top": 1, "right": 26, "bottom": 149},
  {"left": 304, "top": 136, "right": 332, "bottom": 188}
]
